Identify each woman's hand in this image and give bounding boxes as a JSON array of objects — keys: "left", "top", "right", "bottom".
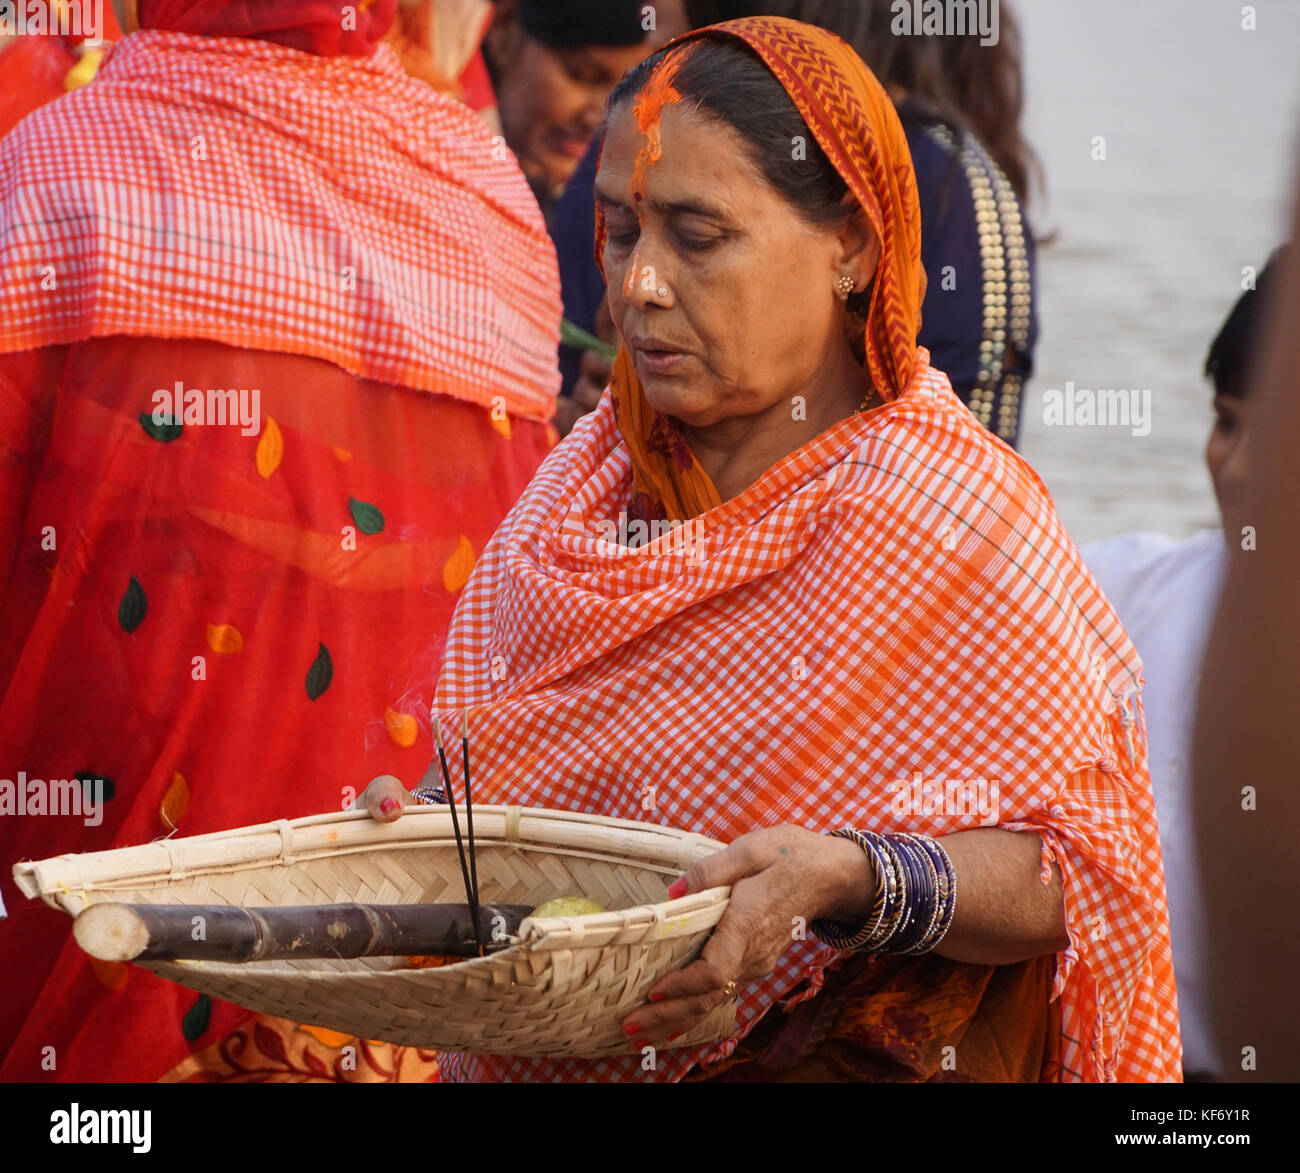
[
  {"left": 619, "top": 825, "right": 872, "bottom": 1047},
  {"left": 356, "top": 774, "right": 410, "bottom": 823},
  {"left": 556, "top": 301, "right": 616, "bottom": 437}
]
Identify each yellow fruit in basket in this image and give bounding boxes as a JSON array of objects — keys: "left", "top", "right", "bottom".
[{"left": 529, "top": 897, "right": 607, "bottom": 918}]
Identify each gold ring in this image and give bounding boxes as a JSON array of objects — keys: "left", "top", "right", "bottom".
[{"left": 722, "top": 979, "right": 738, "bottom": 999}]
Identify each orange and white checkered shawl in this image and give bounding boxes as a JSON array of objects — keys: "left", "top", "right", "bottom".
[
  {"left": 0, "top": 29, "right": 560, "bottom": 421},
  {"left": 432, "top": 354, "right": 1181, "bottom": 1083}
]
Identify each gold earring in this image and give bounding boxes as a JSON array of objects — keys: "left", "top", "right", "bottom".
[{"left": 837, "top": 275, "right": 855, "bottom": 297}]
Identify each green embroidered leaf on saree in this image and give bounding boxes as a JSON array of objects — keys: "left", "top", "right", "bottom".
[
  {"left": 118, "top": 576, "right": 147, "bottom": 632},
  {"left": 182, "top": 993, "right": 213, "bottom": 1042},
  {"left": 348, "top": 496, "right": 384, "bottom": 535},
  {"left": 306, "top": 642, "right": 333, "bottom": 701},
  {"left": 138, "top": 413, "right": 183, "bottom": 442}
]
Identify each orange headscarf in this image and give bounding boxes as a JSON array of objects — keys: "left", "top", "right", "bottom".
[{"left": 597, "top": 17, "right": 927, "bottom": 522}]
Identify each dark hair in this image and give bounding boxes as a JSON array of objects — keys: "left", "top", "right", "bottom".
[
  {"left": 1205, "top": 246, "right": 1289, "bottom": 401},
  {"left": 606, "top": 37, "right": 872, "bottom": 322},
  {"left": 753, "top": 0, "right": 1040, "bottom": 204},
  {"left": 683, "top": 1, "right": 771, "bottom": 22},
  {"left": 517, "top": 0, "right": 654, "bottom": 49}
]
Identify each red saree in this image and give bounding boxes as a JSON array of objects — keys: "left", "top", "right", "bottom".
[
  {"left": 0, "top": 338, "right": 554, "bottom": 1081},
  {"left": 0, "top": 14, "right": 561, "bottom": 1082}
]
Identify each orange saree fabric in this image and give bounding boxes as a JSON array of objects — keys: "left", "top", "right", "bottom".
[
  {"left": 135, "top": 0, "right": 398, "bottom": 57},
  {"left": 0, "top": 5, "right": 122, "bottom": 139},
  {"left": 431, "top": 19, "right": 1180, "bottom": 1084},
  {"left": 432, "top": 356, "right": 1180, "bottom": 1085}
]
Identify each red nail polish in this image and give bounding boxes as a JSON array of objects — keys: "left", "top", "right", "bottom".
[
  {"left": 622, "top": 1022, "right": 641, "bottom": 1036},
  {"left": 667, "top": 879, "right": 687, "bottom": 899},
  {"left": 668, "top": 1032, "right": 682, "bottom": 1042},
  {"left": 649, "top": 992, "right": 665, "bottom": 1002},
  {"left": 380, "top": 797, "right": 401, "bottom": 815}
]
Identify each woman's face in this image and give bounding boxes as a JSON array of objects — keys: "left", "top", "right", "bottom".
[{"left": 596, "top": 103, "right": 872, "bottom": 429}]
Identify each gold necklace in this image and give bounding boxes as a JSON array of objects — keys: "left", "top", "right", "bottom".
[{"left": 855, "top": 387, "right": 881, "bottom": 415}]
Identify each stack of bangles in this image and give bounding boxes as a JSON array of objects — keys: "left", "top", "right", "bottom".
[{"left": 810, "top": 829, "right": 957, "bottom": 955}]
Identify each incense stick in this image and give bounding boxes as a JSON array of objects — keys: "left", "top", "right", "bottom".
[
  {"left": 461, "top": 708, "right": 481, "bottom": 951},
  {"left": 433, "top": 715, "right": 479, "bottom": 952}
]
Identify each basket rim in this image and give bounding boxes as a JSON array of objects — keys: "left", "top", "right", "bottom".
[{"left": 13, "top": 804, "right": 728, "bottom": 914}]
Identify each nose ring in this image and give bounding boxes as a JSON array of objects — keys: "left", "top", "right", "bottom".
[{"left": 656, "top": 286, "right": 668, "bottom": 299}]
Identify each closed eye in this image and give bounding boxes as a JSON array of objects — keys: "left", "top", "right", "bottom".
[{"left": 675, "top": 232, "right": 721, "bottom": 253}]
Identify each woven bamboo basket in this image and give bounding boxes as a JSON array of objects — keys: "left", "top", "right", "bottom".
[{"left": 13, "top": 805, "right": 736, "bottom": 1058}]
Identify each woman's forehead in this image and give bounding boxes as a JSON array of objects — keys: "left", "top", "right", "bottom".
[{"left": 596, "top": 104, "right": 762, "bottom": 210}]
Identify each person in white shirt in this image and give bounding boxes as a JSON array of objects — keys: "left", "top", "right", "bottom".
[{"left": 1083, "top": 246, "right": 1287, "bottom": 1081}]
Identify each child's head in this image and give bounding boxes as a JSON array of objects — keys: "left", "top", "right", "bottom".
[{"left": 1204, "top": 246, "right": 1289, "bottom": 541}]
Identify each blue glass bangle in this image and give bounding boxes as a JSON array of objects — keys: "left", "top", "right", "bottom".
[
  {"left": 885, "top": 833, "right": 929, "bottom": 953},
  {"left": 893, "top": 834, "right": 940, "bottom": 953}
]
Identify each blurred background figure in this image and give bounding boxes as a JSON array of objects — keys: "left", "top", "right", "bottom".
[
  {"left": 0, "top": 0, "right": 559, "bottom": 1083},
  {"left": 1194, "top": 187, "right": 1300, "bottom": 1084},
  {"left": 483, "top": 0, "right": 689, "bottom": 216},
  {"left": 1082, "top": 247, "right": 1288, "bottom": 1082},
  {"left": 553, "top": 0, "right": 1040, "bottom": 446},
  {"left": 386, "top": 0, "right": 500, "bottom": 129}
]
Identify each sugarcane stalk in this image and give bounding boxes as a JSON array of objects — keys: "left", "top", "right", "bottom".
[{"left": 72, "top": 901, "right": 531, "bottom": 963}]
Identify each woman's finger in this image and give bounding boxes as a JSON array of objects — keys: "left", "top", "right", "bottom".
[
  {"left": 668, "top": 835, "right": 765, "bottom": 899},
  {"left": 625, "top": 908, "right": 753, "bottom": 1042},
  {"left": 622, "top": 986, "right": 727, "bottom": 1045},
  {"left": 360, "top": 774, "right": 407, "bottom": 822},
  {"left": 625, "top": 962, "right": 755, "bottom": 1045},
  {"left": 644, "top": 948, "right": 737, "bottom": 1006},
  {"left": 623, "top": 954, "right": 735, "bottom": 1043}
]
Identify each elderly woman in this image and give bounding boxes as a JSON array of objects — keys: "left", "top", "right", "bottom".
[{"left": 364, "top": 17, "right": 1180, "bottom": 1083}]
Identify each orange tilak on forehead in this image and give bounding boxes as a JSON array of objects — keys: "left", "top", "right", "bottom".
[
  {"left": 620, "top": 44, "right": 697, "bottom": 300},
  {"left": 630, "top": 44, "right": 697, "bottom": 206}
]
